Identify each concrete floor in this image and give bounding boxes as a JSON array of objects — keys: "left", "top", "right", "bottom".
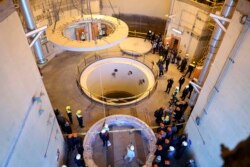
[{"left": 42, "top": 45, "right": 194, "bottom": 167}]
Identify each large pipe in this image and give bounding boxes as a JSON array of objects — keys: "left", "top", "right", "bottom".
[
  {"left": 189, "top": 0, "right": 238, "bottom": 106},
  {"left": 19, "top": 0, "right": 46, "bottom": 64},
  {"left": 197, "top": 0, "right": 238, "bottom": 85}
]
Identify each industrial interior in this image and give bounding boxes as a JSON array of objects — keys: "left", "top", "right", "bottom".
[{"left": 0, "top": 0, "right": 250, "bottom": 167}]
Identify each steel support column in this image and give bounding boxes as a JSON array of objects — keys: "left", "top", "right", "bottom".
[
  {"left": 189, "top": 0, "right": 238, "bottom": 106},
  {"left": 20, "top": 0, "right": 46, "bottom": 64}
]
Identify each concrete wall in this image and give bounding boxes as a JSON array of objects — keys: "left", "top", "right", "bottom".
[
  {"left": 186, "top": 8, "right": 250, "bottom": 167},
  {"left": 101, "top": 0, "right": 171, "bottom": 19},
  {"left": 167, "top": 0, "right": 211, "bottom": 60},
  {"left": 0, "top": 12, "right": 65, "bottom": 167}
]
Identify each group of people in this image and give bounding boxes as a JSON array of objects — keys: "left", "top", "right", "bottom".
[
  {"left": 165, "top": 77, "right": 194, "bottom": 101},
  {"left": 55, "top": 106, "right": 84, "bottom": 135},
  {"left": 152, "top": 103, "right": 193, "bottom": 167},
  {"left": 146, "top": 29, "right": 197, "bottom": 80},
  {"left": 152, "top": 131, "right": 192, "bottom": 167},
  {"left": 156, "top": 48, "right": 196, "bottom": 79},
  {"left": 55, "top": 106, "right": 85, "bottom": 167},
  {"left": 66, "top": 133, "right": 85, "bottom": 167},
  {"left": 98, "top": 123, "right": 136, "bottom": 163}
]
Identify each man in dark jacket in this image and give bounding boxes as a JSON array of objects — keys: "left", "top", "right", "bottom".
[
  {"left": 184, "top": 61, "right": 196, "bottom": 78},
  {"left": 165, "top": 78, "right": 174, "bottom": 94},
  {"left": 178, "top": 76, "right": 185, "bottom": 91},
  {"left": 181, "top": 85, "right": 190, "bottom": 100},
  {"left": 180, "top": 56, "right": 188, "bottom": 72},
  {"left": 99, "top": 129, "right": 109, "bottom": 147}
]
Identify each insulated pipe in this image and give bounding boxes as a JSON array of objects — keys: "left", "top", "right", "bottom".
[
  {"left": 197, "top": 0, "right": 238, "bottom": 85},
  {"left": 189, "top": 0, "right": 238, "bottom": 106},
  {"left": 19, "top": 0, "right": 46, "bottom": 64}
]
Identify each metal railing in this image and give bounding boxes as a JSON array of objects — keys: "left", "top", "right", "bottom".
[
  {"left": 76, "top": 51, "right": 159, "bottom": 105},
  {"left": 128, "top": 30, "right": 147, "bottom": 39}
]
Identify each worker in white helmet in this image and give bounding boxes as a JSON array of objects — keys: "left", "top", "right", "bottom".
[
  {"left": 102, "top": 123, "right": 110, "bottom": 132},
  {"left": 124, "top": 144, "right": 136, "bottom": 162},
  {"left": 74, "top": 153, "right": 85, "bottom": 167},
  {"left": 66, "top": 106, "right": 73, "bottom": 124}
]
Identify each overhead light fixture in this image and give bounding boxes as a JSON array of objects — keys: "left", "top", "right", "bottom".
[
  {"left": 165, "top": 14, "right": 175, "bottom": 19},
  {"left": 172, "top": 28, "right": 183, "bottom": 35}
]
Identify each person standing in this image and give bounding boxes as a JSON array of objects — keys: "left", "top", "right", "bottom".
[
  {"left": 165, "top": 78, "right": 174, "bottom": 94},
  {"left": 152, "top": 155, "right": 163, "bottom": 166},
  {"left": 76, "top": 110, "right": 84, "bottom": 128},
  {"left": 175, "top": 141, "right": 189, "bottom": 159},
  {"left": 152, "top": 40, "right": 157, "bottom": 54},
  {"left": 74, "top": 154, "right": 86, "bottom": 167},
  {"left": 102, "top": 123, "right": 110, "bottom": 132},
  {"left": 188, "top": 81, "right": 194, "bottom": 98},
  {"left": 154, "top": 107, "right": 165, "bottom": 124},
  {"left": 176, "top": 51, "right": 182, "bottom": 66},
  {"left": 66, "top": 106, "right": 73, "bottom": 124},
  {"left": 178, "top": 76, "right": 185, "bottom": 91},
  {"left": 166, "top": 146, "right": 176, "bottom": 159},
  {"left": 124, "top": 144, "right": 135, "bottom": 162},
  {"left": 145, "top": 30, "right": 152, "bottom": 42},
  {"left": 63, "top": 121, "right": 72, "bottom": 134},
  {"left": 76, "top": 142, "right": 84, "bottom": 158},
  {"left": 164, "top": 55, "right": 171, "bottom": 73},
  {"left": 180, "top": 55, "right": 188, "bottom": 72},
  {"left": 67, "top": 134, "right": 75, "bottom": 151},
  {"left": 172, "top": 49, "right": 177, "bottom": 64},
  {"left": 99, "top": 129, "right": 109, "bottom": 147},
  {"left": 158, "top": 62, "right": 164, "bottom": 77},
  {"left": 184, "top": 61, "right": 196, "bottom": 78},
  {"left": 181, "top": 86, "right": 190, "bottom": 100}
]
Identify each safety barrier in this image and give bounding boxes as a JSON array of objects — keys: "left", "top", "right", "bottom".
[{"left": 75, "top": 51, "right": 159, "bottom": 106}]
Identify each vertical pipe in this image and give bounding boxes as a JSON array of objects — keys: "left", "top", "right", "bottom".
[
  {"left": 88, "top": 22, "right": 92, "bottom": 41},
  {"left": 197, "top": 0, "right": 238, "bottom": 85},
  {"left": 186, "top": 12, "right": 198, "bottom": 55},
  {"left": 20, "top": 0, "right": 46, "bottom": 64},
  {"left": 189, "top": 0, "right": 238, "bottom": 106}
]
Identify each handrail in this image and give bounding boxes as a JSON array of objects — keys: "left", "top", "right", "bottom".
[
  {"left": 76, "top": 51, "right": 158, "bottom": 105},
  {"left": 128, "top": 30, "right": 147, "bottom": 39}
]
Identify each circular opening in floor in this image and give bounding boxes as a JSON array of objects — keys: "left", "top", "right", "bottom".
[
  {"left": 83, "top": 115, "right": 156, "bottom": 166},
  {"left": 79, "top": 57, "right": 157, "bottom": 106}
]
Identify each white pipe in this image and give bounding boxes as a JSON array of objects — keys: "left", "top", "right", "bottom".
[
  {"left": 20, "top": 0, "right": 46, "bottom": 64},
  {"left": 29, "top": 31, "right": 43, "bottom": 47},
  {"left": 210, "top": 13, "right": 231, "bottom": 22},
  {"left": 198, "top": 0, "right": 238, "bottom": 86},
  {"left": 25, "top": 25, "right": 47, "bottom": 37},
  {"left": 214, "top": 18, "right": 227, "bottom": 32},
  {"left": 189, "top": 0, "right": 238, "bottom": 106}
]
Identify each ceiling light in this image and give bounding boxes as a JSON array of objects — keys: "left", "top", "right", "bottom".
[{"left": 172, "top": 28, "right": 183, "bottom": 35}]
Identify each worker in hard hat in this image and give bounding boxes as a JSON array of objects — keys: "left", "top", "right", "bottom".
[
  {"left": 184, "top": 61, "right": 196, "bottom": 78},
  {"left": 76, "top": 110, "right": 84, "bottom": 128},
  {"left": 145, "top": 30, "right": 152, "bottom": 42},
  {"left": 102, "top": 123, "right": 110, "bottom": 132},
  {"left": 74, "top": 153, "right": 86, "bottom": 167},
  {"left": 66, "top": 106, "right": 73, "bottom": 124},
  {"left": 99, "top": 129, "right": 110, "bottom": 147},
  {"left": 124, "top": 144, "right": 136, "bottom": 162}
]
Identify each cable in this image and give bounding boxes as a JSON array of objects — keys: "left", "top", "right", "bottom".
[
  {"left": 52, "top": 0, "right": 63, "bottom": 32},
  {"left": 99, "top": 66, "right": 106, "bottom": 118},
  {"left": 63, "top": 122, "right": 187, "bottom": 136}
]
